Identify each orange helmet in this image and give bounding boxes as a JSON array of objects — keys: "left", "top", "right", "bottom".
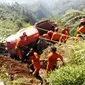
[
  {"left": 47, "top": 30, "right": 53, "bottom": 35},
  {"left": 80, "top": 18, "right": 85, "bottom": 23}
]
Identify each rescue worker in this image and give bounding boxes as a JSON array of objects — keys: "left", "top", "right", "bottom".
[
  {"left": 46, "top": 46, "right": 64, "bottom": 73},
  {"left": 60, "top": 26, "right": 70, "bottom": 42},
  {"left": 51, "top": 27, "right": 61, "bottom": 42},
  {"left": 18, "top": 32, "right": 28, "bottom": 46},
  {"left": 26, "top": 48, "right": 41, "bottom": 77},
  {"left": 62, "top": 26, "right": 70, "bottom": 36},
  {"left": 78, "top": 17, "right": 85, "bottom": 27},
  {"left": 76, "top": 17, "right": 85, "bottom": 40},
  {"left": 59, "top": 34, "right": 68, "bottom": 43},
  {"left": 16, "top": 32, "right": 28, "bottom": 61},
  {"left": 42, "top": 30, "right": 53, "bottom": 40},
  {"left": 7, "top": 38, "right": 23, "bottom": 60}
]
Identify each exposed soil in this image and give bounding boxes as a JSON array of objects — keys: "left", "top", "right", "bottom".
[{"left": 0, "top": 55, "right": 43, "bottom": 85}]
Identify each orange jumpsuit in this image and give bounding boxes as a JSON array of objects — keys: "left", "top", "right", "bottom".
[
  {"left": 30, "top": 52, "right": 40, "bottom": 74},
  {"left": 15, "top": 37, "right": 23, "bottom": 60},
  {"left": 46, "top": 52, "right": 63, "bottom": 73},
  {"left": 76, "top": 26, "right": 85, "bottom": 34},
  {"left": 51, "top": 32, "right": 61, "bottom": 41},
  {"left": 62, "top": 28, "right": 70, "bottom": 36},
  {"left": 60, "top": 34, "right": 68, "bottom": 43},
  {"left": 76, "top": 26, "right": 85, "bottom": 40},
  {"left": 18, "top": 36, "right": 27, "bottom": 47},
  {"left": 16, "top": 35, "right": 28, "bottom": 60}
]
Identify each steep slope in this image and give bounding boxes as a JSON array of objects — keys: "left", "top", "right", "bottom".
[{"left": 0, "top": 55, "right": 42, "bottom": 85}]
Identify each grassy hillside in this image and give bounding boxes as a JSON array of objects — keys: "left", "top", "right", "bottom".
[
  {"left": 0, "top": 3, "right": 34, "bottom": 42},
  {"left": 47, "top": 40, "right": 85, "bottom": 85}
]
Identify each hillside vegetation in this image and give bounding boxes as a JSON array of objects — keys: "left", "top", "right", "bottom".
[
  {"left": 47, "top": 40, "right": 85, "bottom": 85},
  {"left": 0, "top": 3, "right": 36, "bottom": 42}
]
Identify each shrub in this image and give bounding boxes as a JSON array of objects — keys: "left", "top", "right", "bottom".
[{"left": 47, "top": 40, "right": 85, "bottom": 85}]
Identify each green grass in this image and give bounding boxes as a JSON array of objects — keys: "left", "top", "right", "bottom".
[
  {"left": 0, "top": 19, "right": 31, "bottom": 42},
  {"left": 47, "top": 39, "right": 85, "bottom": 85}
]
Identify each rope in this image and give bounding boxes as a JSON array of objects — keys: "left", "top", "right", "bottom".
[
  {"left": 39, "top": 36, "right": 59, "bottom": 44},
  {"left": 37, "top": 27, "right": 60, "bottom": 43},
  {"left": 37, "top": 27, "right": 52, "bottom": 32},
  {"left": 37, "top": 27, "right": 77, "bottom": 44}
]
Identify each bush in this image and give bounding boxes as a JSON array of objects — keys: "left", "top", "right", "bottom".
[
  {"left": 47, "top": 40, "right": 85, "bottom": 85},
  {"left": 47, "top": 64, "right": 85, "bottom": 85}
]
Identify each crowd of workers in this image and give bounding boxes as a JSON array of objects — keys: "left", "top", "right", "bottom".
[
  {"left": 26, "top": 17, "right": 85, "bottom": 79},
  {"left": 42, "top": 24, "right": 70, "bottom": 43},
  {"left": 25, "top": 46, "right": 64, "bottom": 82},
  {"left": 9, "top": 17, "right": 85, "bottom": 81}
]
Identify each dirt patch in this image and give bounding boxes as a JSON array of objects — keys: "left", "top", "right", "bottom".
[{"left": 0, "top": 55, "right": 42, "bottom": 85}]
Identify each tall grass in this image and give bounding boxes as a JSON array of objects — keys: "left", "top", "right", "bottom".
[{"left": 47, "top": 39, "right": 85, "bottom": 85}]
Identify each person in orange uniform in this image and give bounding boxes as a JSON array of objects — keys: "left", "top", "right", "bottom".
[
  {"left": 15, "top": 32, "right": 28, "bottom": 61},
  {"left": 76, "top": 17, "right": 85, "bottom": 40},
  {"left": 42, "top": 30, "right": 53, "bottom": 40},
  {"left": 59, "top": 34, "right": 68, "bottom": 43},
  {"left": 9, "top": 39, "right": 23, "bottom": 60},
  {"left": 18, "top": 32, "right": 28, "bottom": 46},
  {"left": 62, "top": 26, "right": 70, "bottom": 36},
  {"left": 27, "top": 48, "right": 40, "bottom": 77},
  {"left": 51, "top": 27, "right": 61, "bottom": 42},
  {"left": 46, "top": 46, "right": 64, "bottom": 73},
  {"left": 51, "top": 32, "right": 61, "bottom": 41},
  {"left": 61, "top": 26, "right": 70, "bottom": 42}
]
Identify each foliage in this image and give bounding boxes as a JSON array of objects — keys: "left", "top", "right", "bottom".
[
  {"left": 47, "top": 64, "right": 85, "bottom": 85},
  {"left": 70, "top": 40, "right": 85, "bottom": 65},
  {"left": 47, "top": 40, "right": 85, "bottom": 85},
  {"left": 0, "top": 3, "right": 33, "bottom": 42},
  {"left": 59, "top": 9, "right": 85, "bottom": 36}
]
